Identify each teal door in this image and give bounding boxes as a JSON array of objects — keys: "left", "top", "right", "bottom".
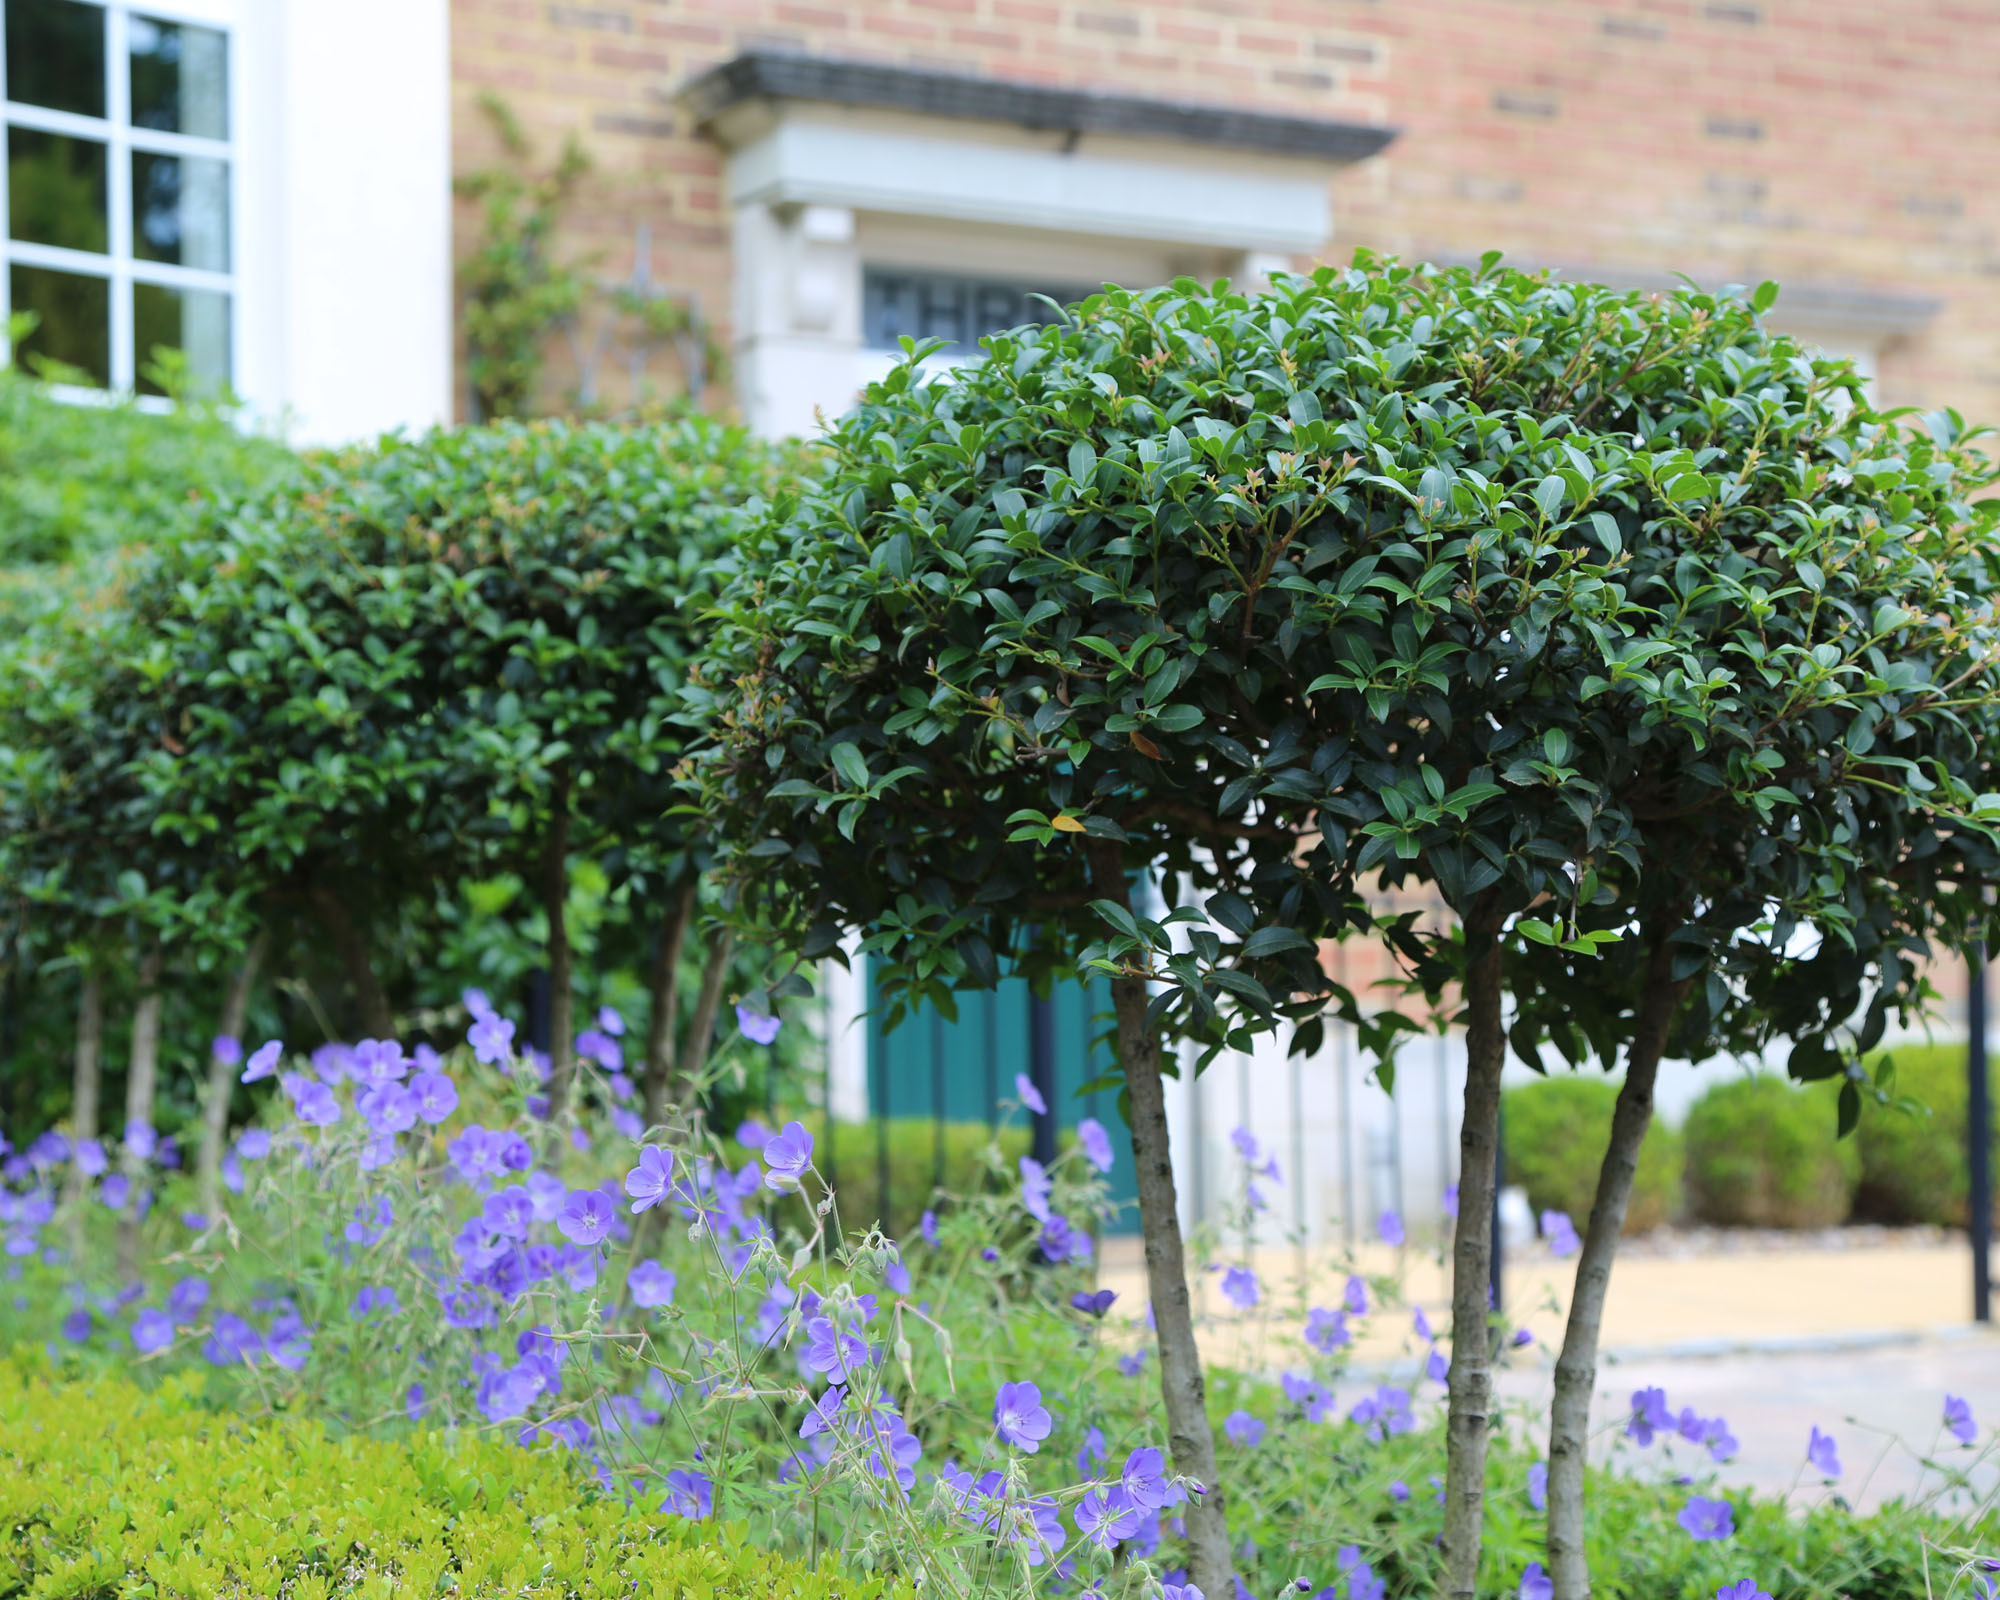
[{"left": 864, "top": 962, "right": 1140, "bottom": 1233}]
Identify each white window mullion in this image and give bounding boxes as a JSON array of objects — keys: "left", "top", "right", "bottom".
[
  {"left": 106, "top": 3, "right": 134, "bottom": 390},
  {"left": 0, "top": 8, "right": 11, "bottom": 363}
]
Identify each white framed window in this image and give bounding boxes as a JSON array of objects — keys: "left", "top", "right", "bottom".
[{"left": 2, "top": 0, "right": 237, "bottom": 396}]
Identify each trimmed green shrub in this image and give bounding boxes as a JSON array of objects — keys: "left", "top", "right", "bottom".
[
  {"left": 803, "top": 1116, "right": 1033, "bottom": 1239},
  {"left": 0, "top": 365, "right": 294, "bottom": 619},
  {"left": 1502, "top": 1076, "right": 1682, "bottom": 1233},
  {"left": 1854, "top": 1042, "right": 2000, "bottom": 1226},
  {"left": 0, "top": 1355, "right": 904, "bottom": 1599},
  {"left": 1683, "top": 1075, "right": 1859, "bottom": 1227}
]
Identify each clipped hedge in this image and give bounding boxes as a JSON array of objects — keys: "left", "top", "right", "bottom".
[
  {"left": 805, "top": 1116, "right": 1033, "bottom": 1239},
  {"left": 1502, "top": 1076, "right": 1682, "bottom": 1234},
  {"left": 0, "top": 1356, "right": 905, "bottom": 1600},
  {"left": 1855, "top": 1042, "right": 2000, "bottom": 1227},
  {"left": 1683, "top": 1076, "right": 1859, "bottom": 1228}
]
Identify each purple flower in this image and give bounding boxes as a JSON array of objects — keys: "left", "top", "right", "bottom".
[
  {"left": 801, "top": 1384, "right": 846, "bottom": 1438},
  {"left": 1425, "top": 1347, "right": 1449, "bottom": 1385},
  {"left": 1075, "top": 1485, "right": 1144, "bottom": 1547},
  {"left": 241, "top": 1040, "right": 283, "bottom": 1083},
  {"left": 131, "top": 1307, "right": 175, "bottom": 1354},
  {"left": 993, "top": 1380, "right": 1052, "bottom": 1452},
  {"left": 1164, "top": 1588, "right": 1207, "bottom": 1600},
  {"left": 1378, "top": 1210, "right": 1404, "bottom": 1247},
  {"left": 465, "top": 987, "right": 496, "bottom": 1022},
  {"left": 920, "top": 1208, "right": 939, "bottom": 1247},
  {"left": 1071, "top": 1288, "right": 1117, "bottom": 1318},
  {"left": 1678, "top": 1495, "right": 1735, "bottom": 1541},
  {"left": 410, "top": 1071, "right": 458, "bottom": 1124},
  {"left": 291, "top": 1081, "right": 341, "bottom": 1126},
  {"left": 1338, "top": 1547, "right": 1386, "bottom": 1600},
  {"left": 1306, "top": 1306, "right": 1350, "bottom": 1353},
  {"left": 803, "top": 1316, "right": 869, "bottom": 1382},
  {"left": 559, "top": 1189, "right": 615, "bottom": 1247},
  {"left": 628, "top": 1259, "right": 676, "bottom": 1308},
  {"left": 624, "top": 1146, "right": 676, "bottom": 1213},
  {"left": 1343, "top": 1274, "right": 1368, "bottom": 1315},
  {"left": 124, "top": 1122, "right": 157, "bottom": 1162},
  {"left": 73, "top": 1138, "right": 107, "bottom": 1178},
  {"left": 1117, "top": 1347, "right": 1149, "bottom": 1377},
  {"left": 99, "top": 1173, "right": 131, "bottom": 1211},
  {"left": 1388, "top": 1480, "right": 1410, "bottom": 1503},
  {"left": 468, "top": 1014, "right": 515, "bottom": 1065},
  {"left": 483, "top": 1185, "right": 535, "bottom": 1239},
  {"left": 1224, "top": 1410, "right": 1266, "bottom": 1448},
  {"left": 236, "top": 1128, "right": 271, "bottom": 1160},
  {"left": 659, "top": 1469, "right": 712, "bottom": 1520},
  {"left": 1528, "top": 1460, "right": 1548, "bottom": 1510},
  {"left": 61, "top": 1308, "right": 92, "bottom": 1342},
  {"left": 204, "top": 1312, "right": 260, "bottom": 1366},
  {"left": 736, "top": 1120, "right": 772, "bottom": 1150},
  {"left": 1512, "top": 1327, "right": 1535, "bottom": 1348},
  {"left": 1221, "top": 1265, "right": 1260, "bottom": 1310},
  {"left": 861, "top": 1404, "right": 923, "bottom": 1492},
  {"left": 211, "top": 1034, "right": 243, "bottom": 1066},
  {"left": 358, "top": 1082, "right": 418, "bottom": 1133},
  {"left": 576, "top": 1027, "right": 623, "bottom": 1071},
  {"left": 1946, "top": 1393, "right": 1977, "bottom": 1445},
  {"left": 167, "top": 1277, "right": 210, "bottom": 1322},
  {"left": 1807, "top": 1426, "right": 1842, "bottom": 1479},
  {"left": 1019, "top": 1156, "right": 1052, "bottom": 1221},
  {"left": 1628, "top": 1387, "right": 1672, "bottom": 1447},
  {"left": 1015, "top": 1072, "right": 1047, "bottom": 1115},
  {"left": 1716, "top": 1584, "right": 1772, "bottom": 1600},
  {"left": 1541, "top": 1209, "right": 1581, "bottom": 1257},
  {"left": 1121, "top": 1445, "right": 1169, "bottom": 1507},
  {"left": 1077, "top": 1117, "right": 1115, "bottom": 1173},
  {"left": 1041, "top": 1213, "right": 1092, "bottom": 1264},
  {"left": 762, "top": 1121, "right": 814, "bottom": 1191},
  {"left": 1520, "top": 1563, "right": 1553, "bottom": 1600},
  {"left": 885, "top": 1258, "right": 912, "bottom": 1295},
  {"left": 1443, "top": 1183, "right": 1459, "bottom": 1217},
  {"left": 735, "top": 1005, "right": 782, "bottom": 1046},
  {"left": 351, "top": 1038, "right": 407, "bottom": 1082},
  {"left": 1705, "top": 1417, "right": 1740, "bottom": 1463}
]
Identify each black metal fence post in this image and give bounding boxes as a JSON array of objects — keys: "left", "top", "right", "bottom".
[{"left": 1971, "top": 945, "right": 1991, "bottom": 1324}]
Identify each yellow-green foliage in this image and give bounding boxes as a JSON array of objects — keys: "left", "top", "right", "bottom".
[{"left": 0, "top": 1356, "right": 906, "bottom": 1600}]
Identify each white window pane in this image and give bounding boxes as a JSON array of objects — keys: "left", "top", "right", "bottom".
[
  {"left": 131, "top": 148, "right": 228, "bottom": 270},
  {"left": 129, "top": 13, "right": 228, "bottom": 140}
]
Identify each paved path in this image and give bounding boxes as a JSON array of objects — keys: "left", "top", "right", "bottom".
[{"left": 1097, "top": 1232, "right": 2000, "bottom": 1508}]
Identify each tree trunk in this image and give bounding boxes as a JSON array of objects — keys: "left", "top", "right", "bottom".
[
  {"left": 73, "top": 967, "right": 103, "bottom": 1142},
  {"left": 1547, "top": 937, "right": 1690, "bottom": 1600},
  {"left": 541, "top": 764, "right": 576, "bottom": 1126},
  {"left": 197, "top": 929, "right": 269, "bottom": 1217},
  {"left": 675, "top": 925, "right": 735, "bottom": 1096},
  {"left": 66, "top": 965, "right": 104, "bottom": 1256},
  {"left": 1089, "top": 840, "right": 1233, "bottom": 1598},
  {"left": 1444, "top": 901, "right": 1505, "bottom": 1600},
  {"left": 313, "top": 884, "right": 393, "bottom": 1040},
  {"left": 119, "top": 939, "right": 164, "bottom": 1276},
  {"left": 642, "top": 876, "right": 698, "bottom": 1129}
]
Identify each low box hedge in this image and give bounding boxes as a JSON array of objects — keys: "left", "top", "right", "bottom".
[
  {"left": 1502, "top": 1076, "right": 1683, "bottom": 1234},
  {"left": 0, "top": 1355, "right": 905, "bottom": 1600},
  {"left": 1683, "top": 1076, "right": 1859, "bottom": 1228}
]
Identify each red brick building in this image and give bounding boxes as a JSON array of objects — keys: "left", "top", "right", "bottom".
[{"left": 450, "top": 0, "right": 2000, "bottom": 432}]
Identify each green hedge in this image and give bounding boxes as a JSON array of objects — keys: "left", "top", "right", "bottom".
[
  {"left": 1502, "top": 1076, "right": 1682, "bottom": 1233},
  {"left": 1683, "top": 1076, "right": 1859, "bottom": 1228},
  {"left": 803, "top": 1115, "right": 1032, "bottom": 1240},
  {"left": 0, "top": 1356, "right": 904, "bottom": 1599},
  {"left": 0, "top": 365, "right": 294, "bottom": 620},
  {"left": 1855, "top": 1042, "right": 2000, "bottom": 1227}
]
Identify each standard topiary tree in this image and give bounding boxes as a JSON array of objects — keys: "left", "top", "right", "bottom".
[{"left": 695, "top": 255, "right": 1911, "bottom": 1592}]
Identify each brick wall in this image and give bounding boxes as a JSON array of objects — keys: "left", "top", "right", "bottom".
[{"left": 448, "top": 0, "right": 2000, "bottom": 435}]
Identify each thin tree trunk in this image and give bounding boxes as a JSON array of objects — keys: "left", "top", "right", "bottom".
[
  {"left": 73, "top": 967, "right": 103, "bottom": 1142},
  {"left": 1444, "top": 900, "right": 1505, "bottom": 1600},
  {"left": 119, "top": 939, "right": 164, "bottom": 1277},
  {"left": 197, "top": 929, "right": 269, "bottom": 1217},
  {"left": 642, "top": 877, "right": 698, "bottom": 1129},
  {"left": 1090, "top": 841, "right": 1232, "bottom": 1598},
  {"left": 66, "top": 965, "right": 104, "bottom": 1257},
  {"left": 1547, "top": 937, "right": 1690, "bottom": 1600},
  {"left": 542, "top": 764, "right": 576, "bottom": 1126},
  {"left": 675, "top": 925, "right": 735, "bottom": 1094},
  {"left": 312, "top": 883, "right": 393, "bottom": 1040}
]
